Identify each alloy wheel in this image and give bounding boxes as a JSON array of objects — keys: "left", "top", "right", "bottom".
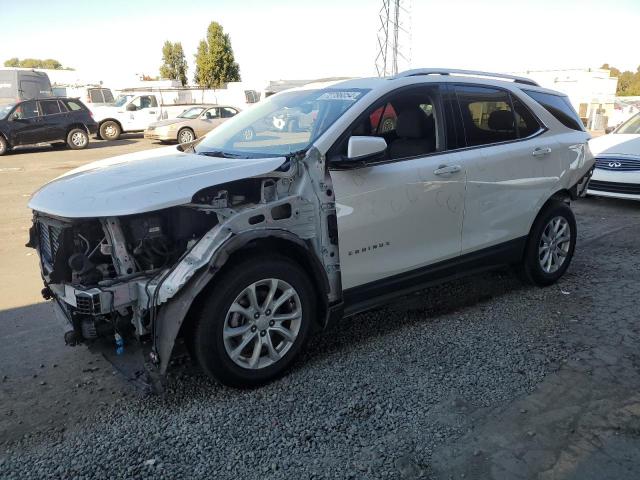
[
  {"left": 538, "top": 216, "right": 571, "bottom": 273},
  {"left": 223, "top": 278, "right": 302, "bottom": 370}
]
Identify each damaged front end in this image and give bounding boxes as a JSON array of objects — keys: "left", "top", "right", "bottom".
[{"left": 27, "top": 148, "right": 341, "bottom": 392}]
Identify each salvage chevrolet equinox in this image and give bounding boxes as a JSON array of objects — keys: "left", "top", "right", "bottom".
[{"left": 27, "top": 69, "right": 595, "bottom": 388}]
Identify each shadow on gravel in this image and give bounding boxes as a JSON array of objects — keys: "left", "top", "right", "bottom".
[{"left": 299, "top": 268, "right": 525, "bottom": 371}]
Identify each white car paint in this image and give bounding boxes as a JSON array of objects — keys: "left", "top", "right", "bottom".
[
  {"left": 587, "top": 131, "right": 640, "bottom": 200},
  {"left": 28, "top": 147, "right": 285, "bottom": 218}
]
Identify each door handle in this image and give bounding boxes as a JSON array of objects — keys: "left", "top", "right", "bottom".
[
  {"left": 434, "top": 164, "right": 461, "bottom": 175},
  {"left": 149, "top": 110, "right": 157, "bottom": 114},
  {"left": 532, "top": 147, "right": 552, "bottom": 157}
]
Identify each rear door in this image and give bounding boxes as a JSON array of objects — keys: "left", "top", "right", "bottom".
[
  {"left": 454, "top": 84, "right": 555, "bottom": 253},
  {"left": 38, "top": 99, "right": 67, "bottom": 142}
]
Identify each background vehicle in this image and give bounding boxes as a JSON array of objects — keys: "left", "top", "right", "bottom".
[
  {"left": 0, "top": 69, "right": 53, "bottom": 103},
  {"left": 52, "top": 85, "right": 115, "bottom": 108},
  {"left": 0, "top": 97, "right": 97, "bottom": 155},
  {"left": 27, "top": 69, "right": 594, "bottom": 388},
  {"left": 587, "top": 112, "right": 640, "bottom": 200},
  {"left": 144, "top": 104, "right": 239, "bottom": 144}
]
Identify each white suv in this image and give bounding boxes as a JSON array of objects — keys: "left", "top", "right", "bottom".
[{"left": 27, "top": 69, "right": 594, "bottom": 388}]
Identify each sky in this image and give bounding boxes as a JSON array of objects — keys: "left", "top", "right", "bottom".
[{"left": 1, "top": 0, "right": 639, "bottom": 86}]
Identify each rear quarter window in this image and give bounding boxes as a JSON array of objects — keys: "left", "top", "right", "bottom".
[
  {"left": 64, "top": 100, "right": 85, "bottom": 111},
  {"left": 522, "top": 90, "right": 584, "bottom": 131}
]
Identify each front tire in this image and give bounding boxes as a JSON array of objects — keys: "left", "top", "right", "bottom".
[
  {"left": 66, "top": 128, "right": 89, "bottom": 150},
  {"left": 192, "top": 255, "right": 316, "bottom": 387},
  {"left": 99, "top": 121, "right": 121, "bottom": 141},
  {"left": 177, "top": 127, "right": 195, "bottom": 144},
  {"left": 520, "top": 201, "right": 576, "bottom": 286}
]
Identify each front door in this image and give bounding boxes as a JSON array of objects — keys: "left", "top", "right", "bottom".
[
  {"left": 329, "top": 85, "right": 466, "bottom": 293},
  {"left": 9, "top": 101, "right": 42, "bottom": 145},
  {"left": 127, "top": 95, "right": 160, "bottom": 130}
]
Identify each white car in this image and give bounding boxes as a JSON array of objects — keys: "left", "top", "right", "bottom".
[
  {"left": 27, "top": 68, "right": 594, "bottom": 388},
  {"left": 587, "top": 113, "right": 640, "bottom": 200}
]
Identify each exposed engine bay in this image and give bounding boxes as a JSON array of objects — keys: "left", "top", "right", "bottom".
[{"left": 27, "top": 149, "right": 341, "bottom": 390}]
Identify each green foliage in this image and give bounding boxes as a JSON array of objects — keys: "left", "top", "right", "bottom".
[
  {"left": 601, "top": 63, "right": 640, "bottom": 96},
  {"left": 194, "top": 21, "right": 240, "bottom": 88},
  {"left": 159, "top": 41, "right": 188, "bottom": 86},
  {"left": 3, "top": 57, "right": 71, "bottom": 70}
]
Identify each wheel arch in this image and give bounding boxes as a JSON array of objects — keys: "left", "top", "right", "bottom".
[
  {"left": 153, "top": 230, "right": 331, "bottom": 374},
  {"left": 99, "top": 118, "right": 123, "bottom": 130},
  {"left": 522, "top": 188, "right": 573, "bottom": 258},
  {"left": 66, "top": 122, "right": 90, "bottom": 135}
]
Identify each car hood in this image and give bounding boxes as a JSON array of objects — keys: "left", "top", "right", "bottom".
[
  {"left": 589, "top": 133, "right": 640, "bottom": 157},
  {"left": 28, "top": 146, "right": 286, "bottom": 218}
]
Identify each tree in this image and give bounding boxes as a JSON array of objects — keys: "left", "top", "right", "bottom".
[
  {"left": 159, "top": 41, "right": 188, "bottom": 86},
  {"left": 193, "top": 21, "right": 240, "bottom": 88},
  {"left": 601, "top": 63, "right": 640, "bottom": 96},
  {"left": 3, "top": 57, "right": 70, "bottom": 70}
]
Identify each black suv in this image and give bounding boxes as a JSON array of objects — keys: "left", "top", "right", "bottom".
[{"left": 0, "top": 98, "right": 98, "bottom": 156}]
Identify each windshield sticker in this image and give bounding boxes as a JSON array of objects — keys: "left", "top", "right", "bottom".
[{"left": 317, "top": 91, "right": 362, "bottom": 101}]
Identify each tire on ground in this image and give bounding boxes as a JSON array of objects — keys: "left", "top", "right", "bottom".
[
  {"left": 191, "top": 254, "right": 316, "bottom": 387},
  {"left": 520, "top": 200, "right": 577, "bottom": 286},
  {"left": 0, "top": 135, "right": 8, "bottom": 156},
  {"left": 178, "top": 127, "right": 195, "bottom": 144},
  {"left": 66, "top": 128, "right": 89, "bottom": 150},
  {"left": 99, "top": 121, "right": 121, "bottom": 141}
]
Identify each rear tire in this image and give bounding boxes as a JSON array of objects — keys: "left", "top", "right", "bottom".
[
  {"left": 191, "top": 255, "right": 316, "bottom": 387},
  {"left": 66, "top": 128, "right": 89, "bottom": 150},
  {"left": 520, "top": 201, "right": 576, "bottom": 286},
  {"left": 99, "top": 121, "right": 121, "bottom": 141},
  {"left": 0, "top": 136, "right": 7, "bottom": 156}
]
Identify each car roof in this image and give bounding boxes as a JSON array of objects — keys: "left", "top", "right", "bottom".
[{"left": 294, "top": 69, "right": 567, "bottom": 98}]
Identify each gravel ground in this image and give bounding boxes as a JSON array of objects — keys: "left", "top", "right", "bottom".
[{"left": 1, "top": 197, "right": 638, "bottom": 479}]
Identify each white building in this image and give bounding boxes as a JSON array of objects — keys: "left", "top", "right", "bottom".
[{"left": 514, "top": 68, "right": 618, "bottom": 130}]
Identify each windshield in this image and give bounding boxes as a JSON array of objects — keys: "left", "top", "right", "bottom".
[
  {"left": 0, "top": 103, "right": 15, "bottom": 120},
  {"left": 195, "top": 87, "right": 370, "bottom": 158},
  {"left": 178, "top": 107, "right": 206, "bottom": 119},
  {"left": 112, "top": 95, "right": 133, "bottom": 107},
  {"left": 616, "top": 113, "right": 640, "bottom": 134}
]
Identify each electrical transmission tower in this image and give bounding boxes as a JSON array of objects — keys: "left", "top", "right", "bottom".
[{"left": 375, "top": 0, "right": 412, "bottom": 77}]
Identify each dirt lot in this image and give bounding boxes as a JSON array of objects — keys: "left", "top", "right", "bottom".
[{"left": 1, "top": 138, "right": 639, "bottom": 479}]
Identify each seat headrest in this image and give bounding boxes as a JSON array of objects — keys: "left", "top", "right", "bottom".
[
  {"left": 396, "top": 109, "right": 433, "bottom": 139},
  {"left": 487, "top": 110, "right": 514, "bottom": 131}
]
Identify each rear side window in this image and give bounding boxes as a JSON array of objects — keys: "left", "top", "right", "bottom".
[
  {"left": 89, "top": 89, "right": 103, "bottom": 103},
  {"left": 522, "top": 90, "right": 584, "bottom": 131},
  {"left": 221, "top": 107, "right": 237, "bottom": 118},
  {"left": 101, "top": 89, "right": 114, "bottom": 103},
  {"left": 40, "top": 100, "right": 62, "bottom": 115},
  {"left": 512, "top": 97, "right": 542, "bottom": 137},
  {"left": 455, "top": 86, "right": 517, "bottom": 146},
  {"left": 64, "top": 100, "right": 85, "bottom": 111}
]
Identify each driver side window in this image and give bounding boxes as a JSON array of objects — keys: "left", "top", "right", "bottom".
[
  {"left": 339, "top": 86, "right": 442, "bottom": 162},
  {"left": 132, "top": 96, "right": 157, "bottom": 109}
]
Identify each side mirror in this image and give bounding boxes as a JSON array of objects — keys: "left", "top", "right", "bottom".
[
  {"left": 347, "top": 136, "right": 387, "bottom": 161},
  {"left": 604, "top": 126, "right": 615, "bottom": 134},
  {"left": 126, "top": 103, "right": 138, "bottom": 112}
]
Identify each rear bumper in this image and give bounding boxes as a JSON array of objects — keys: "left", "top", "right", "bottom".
[{"left": 86, "top": 123, "right": 99, "bottom": 135}]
